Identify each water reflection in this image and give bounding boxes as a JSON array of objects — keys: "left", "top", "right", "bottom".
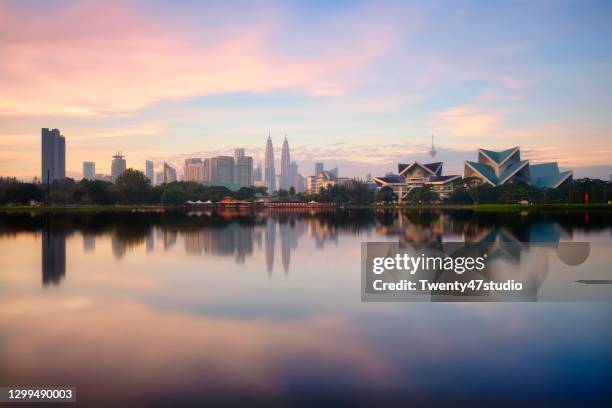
[
  {"left": 9, "top": 209, "right": 607, "bottom": 288},
  {"left": 1, "top": 209, "right": 611, "bottom": 405},
  {"left": 42, "top": 228, "right": 66, "bottom": 285}
]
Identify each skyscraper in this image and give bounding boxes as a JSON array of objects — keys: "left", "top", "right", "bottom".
[
  {"left": 111, "top": 153, "right": 126, "bottom": 182},
  {"left": 315, "top": 162, "right": 324, "bottom": 177},
  {"left": 41, "top": 128, "right": 66, "bottom": 183},
  {"left": 236, "top": 155, "right": 253, "bottom": 187},
  {"left": 146, "top": 160, "right": 154, "bottom": 182},
  {"left": 163, "top": 162, "right": 177, "bottom": 183},
  {"left": 253, "top": 162, "right": 262, "bottom": 182},
  {"left": 210, "top": 156, "right": 234, "bottom": 184},
  {"left": 83, "top": 161, "right": 95, "bottom": 180},
  {"left": 264, "top": 134, "right": 275, "bottom": 193},
  {"left": 280, "top": 136, "right": 291, "bottom": 190},
  {"left": 234, "top": 148, "right": 245, "bottom": 162},
  {"left": 184, "top": 158, "right": 204, "bottom": 183}
]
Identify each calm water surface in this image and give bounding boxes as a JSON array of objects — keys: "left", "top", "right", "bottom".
[{"left": 1, "top": 209, "right": 611, "bottom": 406}]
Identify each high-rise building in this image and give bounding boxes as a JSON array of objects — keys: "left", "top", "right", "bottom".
[
  {"left": 163, "top": 162, "right": 177, "bottom": 183},
  {"left": 83, "top": 161, "right": 95, "bottom": 180},
  {"left": 210, "top": 156, "right": 235, "bottom": 184},
  {"left": 293, "top": 174, "right": 305, "bottom": 193},
  {"left": 203, "top": 158, "right": 210, "bottom": 182},
  {"left": 155, "top": 171, "right": 164, "bottom": 186},
  {"left": 330, "top": 167, "right": 338, "bottom": 178},
  {"left": 289, "top": 162, "right": 298, "bottom": 188},
  {"left": 234, "top": 148, "right": 245, "bottom": 163},
  {"left": 146, "top": 160, "right": 154, "bottom": 182},
  {"left": 41, "top": 128, "right": 66, "bottom": 183},
  {"left": 111, "top": 152, "right": 126, "bottom": 182},
  {"left": 184, "top": 158, "right": 204, "bottom": 183},
  {"left": 253, "top": 162, "right": 263, "bottom": 182},
  {"left": 280, "top": 136, "right": 291, "bottom": 190},
  {"left": 236, "top": 155, "right": 253, "bottom": 187},
  {"left": 315, "top": 162, "right": 324, "bottom": 177},
  {"left": 264, "top": 134, "right": 276, "bottom": 193}
]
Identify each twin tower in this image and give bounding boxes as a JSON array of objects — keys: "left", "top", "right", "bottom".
[{"left": 264, "top": 134, "right": 292, "bottom": 193}]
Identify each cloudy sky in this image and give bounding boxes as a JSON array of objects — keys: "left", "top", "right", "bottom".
[{"left": 1, "top": 0, "right": 611, "bottom": 180}]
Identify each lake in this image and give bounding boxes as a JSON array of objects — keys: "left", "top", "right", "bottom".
[{"left": 1, "top": 209, "right": 611, "bottom": 406}]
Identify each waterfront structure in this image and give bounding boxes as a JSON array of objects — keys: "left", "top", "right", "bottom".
[
  {"left": 264, "top": 135, "right": 276, "bottom": 193},
  {"left": 464, "top": 147, "right": 572, "bottom": 188},
  {"left": 83, "top": 161, "right": 95, "bottom": 180},
  {"left": 280, "top": 136, "right": 291, "bottom": 190},
  {"left": 184, "top": 158, "right": 204, "bottom": 183},
  {"left": 163, "top": 162, "right": 177, "bottom": 183},
  {"left": 210, "top": 156, "right": 235, "bottom": 184},
  {"left": 236, "top": 155, "right": 253, "bottom": 187},
  {"left": 374, "top": 161, "right": 461, "bottom": 201},
  {"left": 41, "top": 128, "right": 66, "bottom": 183},
  {"left": 315, "top": 163, "right": 324, "bottom": 177},
  {"left": 111, "top": 152, "right": 126, "bottom": 182},
  {"left": 146, "top": 160, "right": 154, "bottom": 182}
]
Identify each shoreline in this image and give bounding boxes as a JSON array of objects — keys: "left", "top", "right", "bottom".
[{"left": 0, "top": 203, "right": 610, "bottom": 213}]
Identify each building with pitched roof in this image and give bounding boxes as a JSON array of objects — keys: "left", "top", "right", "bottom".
[
  {"left": 464, "top": 147, "right": 572, "bottom": 188},
  {"left": 374, "top": 161, "right": 461, "bottom": 202}
]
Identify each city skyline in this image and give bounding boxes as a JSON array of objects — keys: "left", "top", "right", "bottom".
[{"left": 1, "top": 1, "right": 611, "bottom": 180}]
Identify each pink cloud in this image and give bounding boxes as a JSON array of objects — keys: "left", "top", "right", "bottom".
[{"left": 0, "top": 1, "right": 397, "bottom": 117}]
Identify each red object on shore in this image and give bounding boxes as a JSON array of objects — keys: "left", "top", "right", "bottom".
[{"left": 585, "top": 193, "right": 589, "bottom": 205}]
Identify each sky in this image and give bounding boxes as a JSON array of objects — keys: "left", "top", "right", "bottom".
[{"left": 1, "top": 0, "right": 611, "bottom": 180}]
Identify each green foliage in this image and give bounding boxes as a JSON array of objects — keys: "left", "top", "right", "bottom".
[
  {"left": 405, "top": 186, "right": 439, "bottom": 204},
  {"left": 376, "top": 186, "right": 396, "bottom": 203},
  {"left": 115, "top": 169, "right": 151, "bottom": 204},
  {"left": 0, "top": 177, "right": 43, "bottom": 204}
]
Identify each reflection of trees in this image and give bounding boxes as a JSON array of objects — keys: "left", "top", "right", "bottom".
[{"left": 1, "top": 208, "right": 611, "bottom": 286}]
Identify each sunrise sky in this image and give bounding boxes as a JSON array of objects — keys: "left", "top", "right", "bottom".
[{"left": 1, "top": 0, "right": 611, "bottom": 180}]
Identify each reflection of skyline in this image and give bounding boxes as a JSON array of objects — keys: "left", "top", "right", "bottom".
[{"left": 24, "top": 209, "right": 612, "bottom": 287}]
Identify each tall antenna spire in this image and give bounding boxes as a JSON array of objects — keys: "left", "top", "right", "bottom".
[{"left": 428, "top": 134, "right": 437, "bottom": 159}]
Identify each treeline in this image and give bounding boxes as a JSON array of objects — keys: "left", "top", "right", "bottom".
[
  {"left": 0, "top": 170, "right": 267, "bottom": 205},
  {"left": 2, "top": 171, "right": 611, "bottom": 206}
]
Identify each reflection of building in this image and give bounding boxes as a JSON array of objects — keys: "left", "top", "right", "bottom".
[
  {"left": 265, "top": 217, "right": 276, "bottom": 275},
  {"left": 374, "top": 161, "right": 460, "bottom": 201},
  {"left": 41, "top": 128, "right": 66, "bottom": 183},
  {"left": 111, "top": 152, "right": 126, "bottom": 182},
  {"left": 464, "top": 147, "right": 572, "bottom": 188},
  {"left": 42, "top": 229, "right": 66, "bottom": 285},
  {"left": 83, "top": 234, "right": 95, "bottom": 252},
  {"left": 279, "top": 221, "right": 290, "bottom": 274}
]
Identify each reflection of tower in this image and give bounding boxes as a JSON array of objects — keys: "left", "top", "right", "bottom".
[
  {"left": 42, "top": 227, "right": 66, "bottom": 286},
  {"left": 265, "top": 217, "right": 276, "bottom": 276},
  {"left": 164, "top": 230, "right": 177, "bottom": 250},
  {"left": 111, "top": 233, "right": 127, "bottom": 259},
  {"left": 279, "top": 221, "right": 290, "bottom": 274},
  {"left": 146, "top": 230, "right": 154, "bottom": 252},
  {"left": 83, "top": 233, "right": 95, "bottom": 252},
  {"left": 264, "top": 134, "right": 276, "bottom": 194}
]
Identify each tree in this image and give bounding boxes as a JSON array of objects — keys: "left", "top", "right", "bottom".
[
  {"left": 376, "top": 186, "right": 396, "bottom": 203},
  {"left": 161, "top": 185, "right": 190, "bottom": 205},
  {"left": 115, "top": 169, "right": 151, "bottom": 204}
]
